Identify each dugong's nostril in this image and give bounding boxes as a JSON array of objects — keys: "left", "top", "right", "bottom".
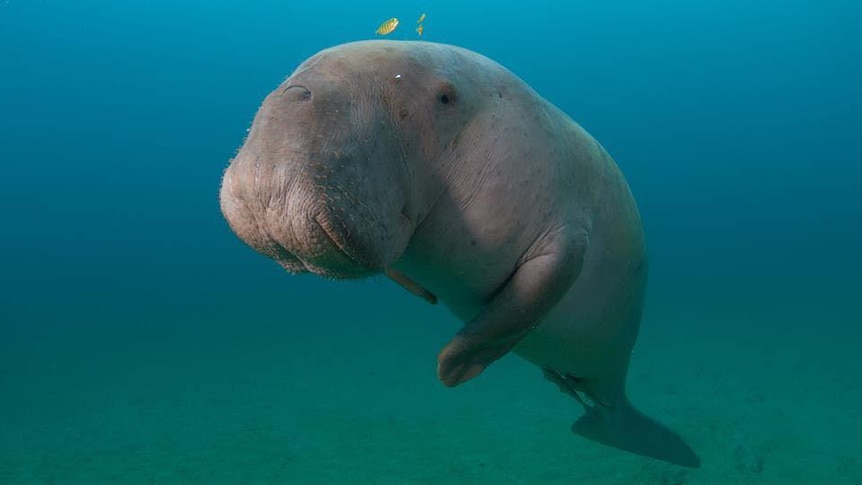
[{"left": 281, "top": 84, "right": 312, "bottom": 101}]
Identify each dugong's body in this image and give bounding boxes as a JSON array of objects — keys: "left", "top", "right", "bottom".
[{"left": 219, "top": 40, "right": 699, "bottom": 467}]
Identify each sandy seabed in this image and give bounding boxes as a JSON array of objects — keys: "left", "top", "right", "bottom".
[{"left": 1, "top": 283, "right": 859, "bottom": 485}]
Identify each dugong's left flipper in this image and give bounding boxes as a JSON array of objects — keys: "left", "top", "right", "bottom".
[{"left": 437, "top": 234, "right": 586, "bottom": 387}]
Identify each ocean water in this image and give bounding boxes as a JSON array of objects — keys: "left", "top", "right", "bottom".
[{"left": 1, "top": 0, "right": 860, "bottom": 483}]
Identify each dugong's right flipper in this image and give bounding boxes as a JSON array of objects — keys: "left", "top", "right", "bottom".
[{"left": 385, "top": 268, "right": 438, "bottom": 304}]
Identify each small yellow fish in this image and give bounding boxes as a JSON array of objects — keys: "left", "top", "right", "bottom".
[
  {"left": 375, "top": 17, "right": 399, "bottom": 35},
  {"left": 416, "top": 24, "right": 424, "bottom": 37},
  {"left": 417, "top": 13, "right": 426, "bottom": 24}
]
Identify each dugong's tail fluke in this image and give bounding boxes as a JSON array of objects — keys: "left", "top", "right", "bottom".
[
  {"left": 542, "top": 369, "right": 700, "bottom": 467},
  {"left": 571, "top": 397, "right": 701, "bottom": 468}
]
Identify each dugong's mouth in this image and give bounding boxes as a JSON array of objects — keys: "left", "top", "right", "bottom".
[
  {"left": 269, "top": 210, "right": 382, "bottom": 280},
  {"left": 313, "top": 212, "right": 369, "bottom": 271}
]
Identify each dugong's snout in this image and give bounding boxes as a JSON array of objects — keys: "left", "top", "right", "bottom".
[
  {"left": 220, "top": 160, "right": 390, "bottom": 279},
  {"left": 219, "top": 47, "right": 422, "bottom": 279}
]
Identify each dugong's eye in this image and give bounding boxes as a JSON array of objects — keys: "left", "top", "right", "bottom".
[{"left": 436, "top": 81, "right": 457, "bottom": 107}]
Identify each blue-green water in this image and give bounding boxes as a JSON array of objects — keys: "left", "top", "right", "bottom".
[{"left": 1, "top": 0, "right": 860, "bottom": 483}]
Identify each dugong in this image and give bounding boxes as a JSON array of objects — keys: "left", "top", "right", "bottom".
[{"left": 219, "top": 40, "right": 700, "bottom": 468}]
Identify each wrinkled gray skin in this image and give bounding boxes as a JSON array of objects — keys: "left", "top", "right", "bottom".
[{"left": 220, "top": 40, "right": 699, "bottom": 468}]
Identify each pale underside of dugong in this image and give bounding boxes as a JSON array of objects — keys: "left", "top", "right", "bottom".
[{"left": 219, "top": 40, "right": 700, "bottom": 468}]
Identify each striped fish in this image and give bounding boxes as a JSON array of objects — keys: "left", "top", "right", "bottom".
[{"left": 375, "top": 17, "right": 399, "bottom": 35}]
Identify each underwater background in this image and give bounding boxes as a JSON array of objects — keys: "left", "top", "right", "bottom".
[{"left": 1, "top": 0, "right": 860, "bottom": 483}]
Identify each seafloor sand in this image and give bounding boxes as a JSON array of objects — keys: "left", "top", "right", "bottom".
[{"left": 1, "top": 280, "right": 859, "bottom": 484}]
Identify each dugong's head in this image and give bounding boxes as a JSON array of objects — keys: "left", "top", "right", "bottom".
[{"left": 220, "top": 41, "right": 481, "bottom": 278}]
